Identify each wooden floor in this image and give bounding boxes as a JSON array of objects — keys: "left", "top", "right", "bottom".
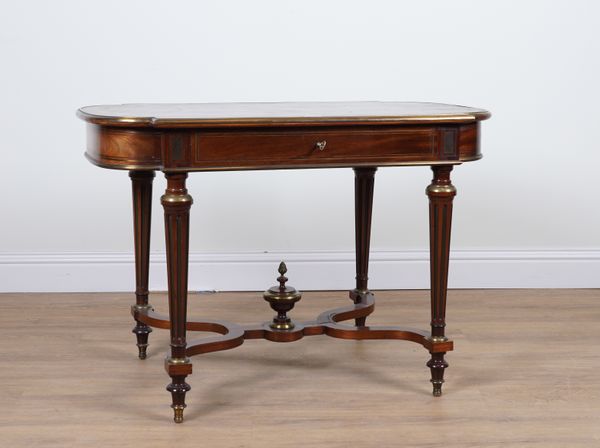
[{"left": 1, "top": 289, "right": 599, "bottom": 447}]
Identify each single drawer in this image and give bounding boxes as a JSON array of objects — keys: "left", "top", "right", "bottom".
[{"left": 190, "top": 127, "right": 451, "bottom": 169}]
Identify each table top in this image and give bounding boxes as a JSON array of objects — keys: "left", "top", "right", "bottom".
[{"left": 77, "top": 102, "right": 490, "bottom": 128}]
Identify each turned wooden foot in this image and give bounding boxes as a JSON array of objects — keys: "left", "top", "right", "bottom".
[
  {"left": 167, "top": 374, "right": 191, "bottom": 423},
  {"left": 132, "top": 318, "right": 152, "bottom": 359},
  {"left": 427, "top": 352, "right": 448, "bottom": 396},
  {"left": 426, "top": 165, "right": 455, "bottom": 396},
  {"left": 352, "top": 167, "right": 376, "bottom": 327}
]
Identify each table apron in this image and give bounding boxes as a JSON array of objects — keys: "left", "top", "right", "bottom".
[{"left": 85, "top": 123, "right": 480, "bottom": 171}]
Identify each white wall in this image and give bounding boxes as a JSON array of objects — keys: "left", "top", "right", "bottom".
[{"left": 1, "top": 0, "right": 599, "bottom": 291}]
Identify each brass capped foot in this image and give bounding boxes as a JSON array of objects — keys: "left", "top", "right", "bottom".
[
  {"left": 132, "top": 318, "right": 152, "bottom": 360},
  {"left": 263, "top": 262, "right": 302, "bottom": 330},
  {"left": 172, "top": 405, "right": 185, "bottom": 423},
  {"left": 166, "top": 370, "right": 191, "bottom": 424},
  {"left": 137, "top": 345, "right": 148, "bottom": 360},
  {"left": 427, "top": 352, "right": 448, "bottom": 398}
]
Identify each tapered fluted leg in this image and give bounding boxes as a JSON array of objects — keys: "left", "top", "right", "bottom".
[
  {"left": 129, "top": 171, "right": 154, "bottom": 360},
  {"left": 426, "top": 165, "right": 455, "bottom": 396},
  {"left": 162, "top": 173, "right": 193, "bottom": 423},
  {"left": 350, "top": 167, "right": 376, "bottom": 327}
]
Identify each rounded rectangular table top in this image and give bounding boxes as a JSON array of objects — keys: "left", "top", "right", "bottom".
[{"left": 77, "top": 101, "right": 490, "bottom": 128}]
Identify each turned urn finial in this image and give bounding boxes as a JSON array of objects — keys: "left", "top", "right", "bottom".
[
  {"left": 263, "top": 261, "right": 302, "bottom": 330},
  {"left": 277, "top": 261, "right": 288, "bottom": 290}
]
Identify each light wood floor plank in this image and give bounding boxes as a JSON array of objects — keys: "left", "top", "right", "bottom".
[{"left": 0, "top": 289, "right": 599, "bottom": 447}]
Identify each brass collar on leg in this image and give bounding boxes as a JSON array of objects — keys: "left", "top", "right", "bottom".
[{"left": 427, "top": 336, "right": 449, "bottom": 343}]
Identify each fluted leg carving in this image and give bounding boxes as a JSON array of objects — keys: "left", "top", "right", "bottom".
[
  {"left": 162, "top": 173, "right": 193, "bottom": 423},
  {"left": 130, "top": 171, "right": 154, "bottom": 360},
  {"left": 426, "top": 165, "right": 455, "bottom": 396},
  {"left": 350, "top": 167, "right": 376, "bottom": 327}
]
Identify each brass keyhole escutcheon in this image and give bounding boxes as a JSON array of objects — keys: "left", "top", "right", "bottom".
[{"left": 315, "top": 140, "right": 327, "bottom": 151}]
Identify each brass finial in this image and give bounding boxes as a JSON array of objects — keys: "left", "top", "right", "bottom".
[
  {"left": 277, "top": 261, "right": 288, "bottom": 291},
  {"left": 263, "top": 261, "right": 302, "bottom": 330}
]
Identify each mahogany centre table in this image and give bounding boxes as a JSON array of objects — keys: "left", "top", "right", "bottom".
[{"left": 78, "top": 102, "right": 490, "bottom": 423}]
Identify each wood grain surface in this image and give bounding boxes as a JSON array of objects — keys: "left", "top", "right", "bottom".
[{"left": 1, "top": 289, "right": 598, "bottom": 447}]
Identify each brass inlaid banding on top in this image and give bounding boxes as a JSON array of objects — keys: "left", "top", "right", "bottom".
[{"left": 77, "top": 102, "right": 491, "bottom": 128}]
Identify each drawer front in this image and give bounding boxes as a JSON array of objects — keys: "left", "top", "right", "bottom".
[
  {"left": 160, "top": 126, "right": 473, "bottom": 170},
  {"left": 190, "top": 127, "right": 453, "bottom": 169}
]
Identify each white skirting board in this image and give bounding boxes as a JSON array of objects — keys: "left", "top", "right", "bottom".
[{"left": 0, "top": 250, "right": 599, "bottom": 293}]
